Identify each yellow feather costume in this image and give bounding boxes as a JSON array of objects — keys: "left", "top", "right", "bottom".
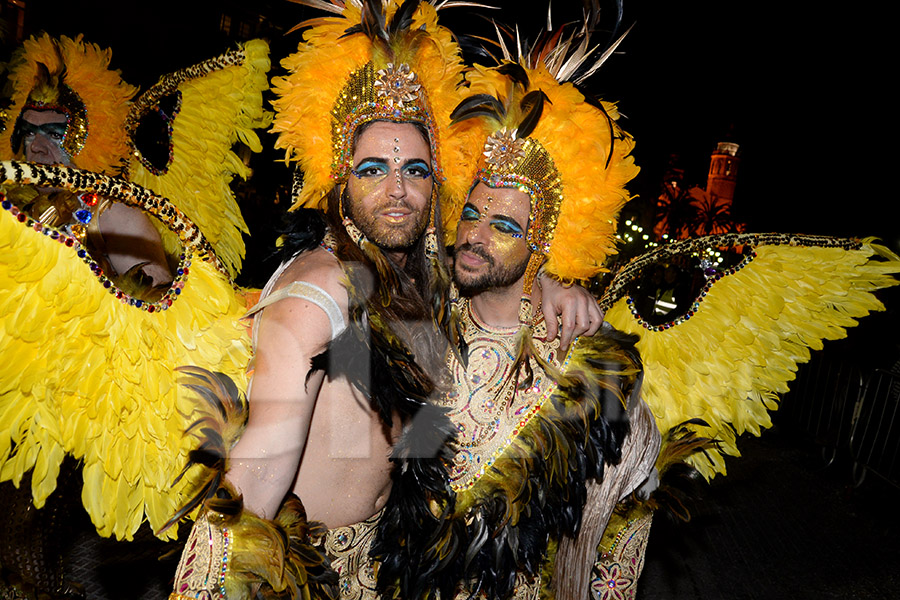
[
  {"left": 0, "top": 37, "right": 271, "bottom": 548},
  {"left": 0, "top": 162, "right": 252, "bottom": 541},
  {"left": 601, "top": 233, "right": 900, "bottom": 479},
  {"left": 126, "top": 39, "right": 272, "bottom": 279}
]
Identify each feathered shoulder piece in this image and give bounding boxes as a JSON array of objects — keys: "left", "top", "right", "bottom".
[
  {"left": 0, "top": 33, "right": 137, "bottom": 174},
  {"left": 163, "top": 368, "right": 338, "bottom": 600},
  {"left": 372, "top": 325, "right": 641, "bottom": 600},
  {"left": 271, "top": 0, "right": 481, "bottom": 216},
  {"left": 446, "top": 3, "right": 638, "bottom": 283},
  {"left": 601, "top": 233, "right": 900, "bottom": 479}
]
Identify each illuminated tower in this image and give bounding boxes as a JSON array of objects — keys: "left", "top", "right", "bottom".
[{"left": 706, "top": 141, "right": 740, "bottom": 205}]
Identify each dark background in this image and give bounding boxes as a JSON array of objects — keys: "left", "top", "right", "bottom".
[{"left": 8, "top": 0, "right": 897, "bottom": 250}]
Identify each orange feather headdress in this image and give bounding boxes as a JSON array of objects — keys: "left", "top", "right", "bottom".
[
  {"left": 448, "top": 20, "right": 639, "bottom": 286},
  {"left": 271, "top": 0, "right": 480, "bottom": 232},
  {"left": 448, "top": 9, "right": 639, "bottom": 382},
  {"left": 0, "top": 34, "right": 137, "bottom": 175}
]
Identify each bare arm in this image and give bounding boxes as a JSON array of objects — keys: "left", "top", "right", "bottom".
[{"left": 227, "top": 258, "right": 345, "bottom": 519}]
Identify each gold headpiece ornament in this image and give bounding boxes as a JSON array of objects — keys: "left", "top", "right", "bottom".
[
  {"left": 1, "top": 34, "right": 137, "bottom": 174},
  {"left": 271, "top": 0, "right": 480, "bottom": 232}
]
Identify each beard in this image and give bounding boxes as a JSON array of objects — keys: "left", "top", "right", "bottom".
[
  {"left": 347, "top": 195, "right": 430, "bottom": 251},
  {"left": 454, "top": 242, "right": 530, "bottom": 295}
]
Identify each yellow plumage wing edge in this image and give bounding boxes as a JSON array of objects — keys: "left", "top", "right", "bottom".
[
  {"left": 0, "top": 163, "right": 252, "bottom": 541},
  {"left": 126, "top": 39, "right": 272, "bottom": 279},
  {"left": 604, "top": 234, "right": 900, "bottom": 479}
]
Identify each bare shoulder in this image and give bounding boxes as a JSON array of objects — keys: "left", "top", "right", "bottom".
[
  {"left": 256, "top": 248, "right": 347, "bottom": 354},
  {"left": 272, "top": 248, "right": 348, "bottom": 312}
]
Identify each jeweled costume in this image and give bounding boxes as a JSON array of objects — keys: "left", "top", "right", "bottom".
[
  {"left": 0, "top": 33, "right": 271, "bottom": 598},
  {"left": 371, "top": 30, "right": 662, "bottom": 598},
  {"left": 432, "top": 11, "right": 900, "bottom": 600}
]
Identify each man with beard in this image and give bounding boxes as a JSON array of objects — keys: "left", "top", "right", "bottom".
[{"left": 168, "top": 3, "right": 601, "bottom": 598}]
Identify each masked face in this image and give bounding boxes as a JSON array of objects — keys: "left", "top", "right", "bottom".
[
  {"left": 19, "top": 109, "right": 73, "bottom": 167},
  {"left": 454, "top": 182, "right": 532, "bottom": 294},
  {"left": 345, "top": 121, "right": 434, "bottom": 251}
]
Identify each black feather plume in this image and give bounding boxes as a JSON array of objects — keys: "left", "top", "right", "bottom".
[
  {"left": 388, "top": 0, "right": 421, "bottom": 36},
  {"left": 450, "top": 93, "right": 506, "bottom": 124},
  {"left": 496, "top": 62, "right": 530, "bottom": 89},
  {"left": 516, "top": 89, "right": 550, "bottom": 139}
]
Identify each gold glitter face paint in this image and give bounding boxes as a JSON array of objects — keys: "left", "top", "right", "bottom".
[
  {"left": 345, "top": 122, "right": 434, "bottom": 250},
  {"left": 454, "top": 182, "right": 532, "bottom": 290}
]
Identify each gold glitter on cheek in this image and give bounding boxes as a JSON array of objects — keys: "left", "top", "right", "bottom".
[
  {"left": 492, "top": 231, "right": 523, "bottom": 253},
  {"left": 348, "top": 176, "right": 381, "bottom": 201}
]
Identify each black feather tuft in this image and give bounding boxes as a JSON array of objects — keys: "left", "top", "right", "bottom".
[
  {"left": 516, "top": 89, "right": 550, "bottom": 139},
  {"left": 274, "top": 208, "right": 327, "bottom": 264},
  {"left": 496, "top": 62, "right": 530, "bottom": 89},
  {"left": 450, "top": 93, "right": 506, "bottom": 125},
  {"left": 359, "top": 0, "right": 389, "bottom": 42},
  {"left": 388, "top": 0, "right": 421, "bottom": 36}
]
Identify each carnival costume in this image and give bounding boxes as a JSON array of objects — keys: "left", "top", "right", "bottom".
[
  {"left": 436, "top": 12, "right": 899, "bottom": 600},
  {"left": 364, "top": 17, "right": 661, "bottom": 600},
  {"left": 389, "top": 11, "right": 900, "bottom": 600},
  {"left": 167, "top": 1, "right": 481, "bottom": 598},
  {"left": 165, "top": 3, "right": 900, "bottom": 599},
  {"left": 0, "top": 34, "right": 271, "bottom": 598}
]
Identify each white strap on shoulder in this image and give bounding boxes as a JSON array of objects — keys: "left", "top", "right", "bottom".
[{"left": 244, "top": 281, "right": 346, "bottom": 340}]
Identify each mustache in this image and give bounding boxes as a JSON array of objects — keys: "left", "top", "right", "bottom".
[
  {"left": 376, "top": 198, "right": 416, "bottom": 213},
  {"left": 456, "top": 243, "right": 493, "bottom": 265}
]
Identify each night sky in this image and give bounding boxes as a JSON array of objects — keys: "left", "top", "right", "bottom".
[{"left": 12, "top": 1, "right": 897, "bottom": 249}]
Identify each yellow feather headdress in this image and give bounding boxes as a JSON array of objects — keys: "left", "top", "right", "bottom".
[
  {"left": 271, "top": 0, "right": 479, "bottom": 226},
  {"left": 0, "top": 34, "right": 137, "bottom": 175},
  {"left": 447, "top": 19, "right": 639, "bottom": 285}
]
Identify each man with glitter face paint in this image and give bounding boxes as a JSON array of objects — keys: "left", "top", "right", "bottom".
[
  {"left": 166, "top": 2, "right": 603, "bottom": 598},
  {"left": 1, "top": 34, "right": 172, "bottom": 295}
]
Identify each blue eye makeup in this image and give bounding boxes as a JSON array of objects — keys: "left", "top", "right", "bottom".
[
  {"left": 351, "top": 160, "right": 389, "bottom": 179},
  {"left": 402, "top": 160, "right": 432, "bottom": 180},
  {"left": 461, "top": 204, "right": 481, "bottom": 221},
  {"left": 491, "top": 217, "right": 524, "bottom": 237},
  {"left": 460, "top": 203, "right": 524, "bottom": 238},
  {"left": 351, "top": 158, "right": 432, "bottom": 181}
]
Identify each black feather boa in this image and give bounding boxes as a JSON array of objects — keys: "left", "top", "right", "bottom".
[{"left": 372, "top": 328, "right": 642, "bottom": 600}]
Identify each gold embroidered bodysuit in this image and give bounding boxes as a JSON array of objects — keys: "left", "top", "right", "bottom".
[{"left": 443, "top": 299, "right": 562, "bottom": 494}]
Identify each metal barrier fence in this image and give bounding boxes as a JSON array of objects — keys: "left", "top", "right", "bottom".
[
  {"left": 849, "top": 369, "right": 900, "bottom": 487},
  {"left": 781, "top": 358, "right": 900, "bottom": 489}
]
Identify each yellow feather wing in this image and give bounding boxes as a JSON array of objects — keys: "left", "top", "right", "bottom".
[
  {"left": 0, "top": 164, "right": 252, "bottom": 541},
  {"left": 127, "top": 39, "right": 272, "bottom": 279},
  {"left": 604, "top": 234, "right": 900, "bottom": 479}
]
